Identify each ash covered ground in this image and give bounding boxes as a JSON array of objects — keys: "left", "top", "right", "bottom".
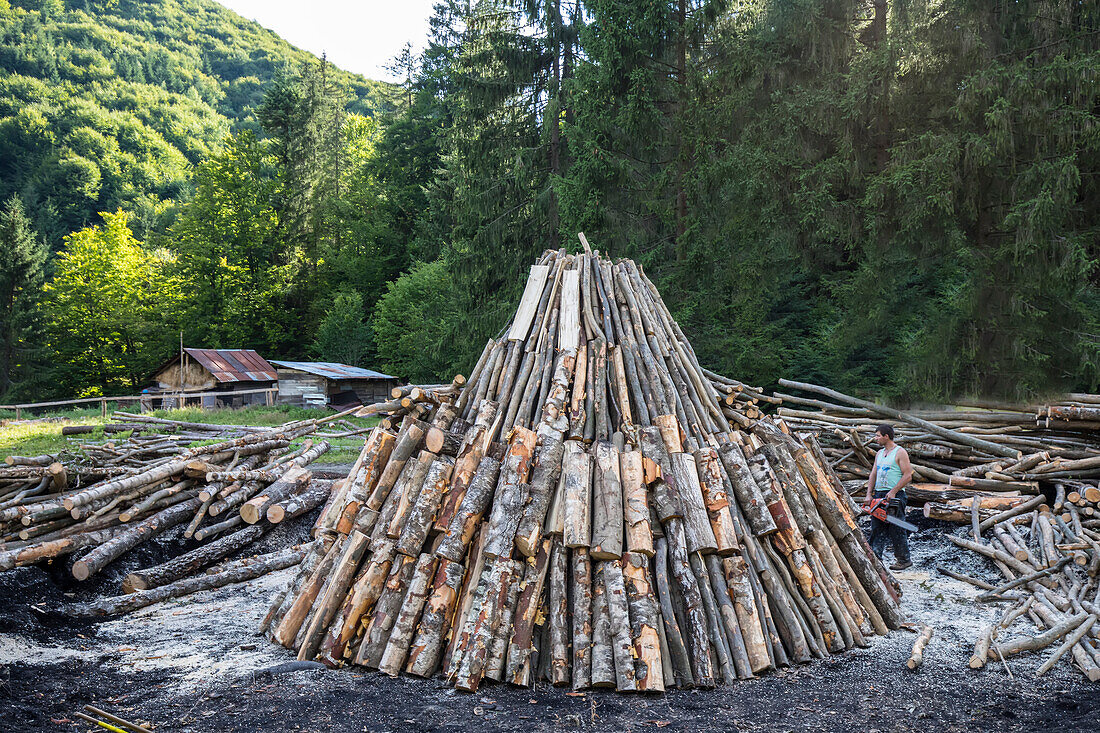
[{"left": 0, "top": 506, "right": 1096, "bottom": 732}]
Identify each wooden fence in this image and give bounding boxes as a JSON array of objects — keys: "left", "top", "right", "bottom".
[{"left": 0, "top": 387, "right": 279, "bottom": 420}]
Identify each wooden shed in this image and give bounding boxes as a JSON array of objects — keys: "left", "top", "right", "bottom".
[
  {"left": 148, "top": 348, "right": 277, "bottom": 408},
  {"left": 270, "top": 361, "right": 399, "bottom": 409}
]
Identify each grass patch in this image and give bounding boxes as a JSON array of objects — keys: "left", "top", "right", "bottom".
[{"left": 1, "top": 405, "right": 378, "bottom": 462}]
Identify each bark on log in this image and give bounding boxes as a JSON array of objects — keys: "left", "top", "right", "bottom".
[
  {"left": 354, "top": 554, "right": 417, "bottom": 667},
  {"left": 297, "top": 531, "right": 371, "bottom": 661},
  {"left": 483, "top": 426, "right": 538, "bottom": 558},
  {"left": 601, "top": 558, "right": 638, "bottom": 691},
  {"left": 665, "top": 518, "right": 714, "bottom": 686},
  {"left": 406, "top": 557, "right": 466, "bottom": 677},
  {"left": 721, "top": 554, "right": 771, "bottom": 674},
  {"left": 591, "top": 441, "right": 624, "bottom": 560},
  {"left": 695, "top": 447, "right": 740, "bottom": 555},
  {"left": 485, "top": 561, "right": 524, "bottom": 681},
  {"left": 317, "top": 540, "right": 396, "bottom": 666},
  {"left": 654, "top": 537, "right": 693, "bottom": 687},
  {"left": 433, "top": 400, "right": 499, "bottom": 533},
  {"left": 590, "top": 562, "right": 616, "bottom": 687},
  {"left": 378, "top": 553, "right": 439, "bottom": 676},
  {"left": 670, "top": 453, "right": 719, "bottom": 555},
  {"left": 717, "top": 443, "right": 777, "bottom": 536},
  {"left": 266, "top": 481, "right": 331, "bottom": 524},
  {"left": 396, "top": 458, "right": 455, "bottom": 557},
  {"left": 622, "top": 551, "right": 664, "bottom": 691},
  {"left": 514, "top": 430, "right": 566, "bottom": 556},
  {"left": 571, "top": 548, "right": 593, "bottom": 690},
  {"left": 907, "top": 625, "right": 934, "bottom": 670},
  {"left": 72, "top": 496, "right": 203, "bottom": 581},
  {"left": 69, "top": 546, "right": 308, "bottom": 617},
  {"left": 562, "top": 441, "right": 593, "bottom": 548},
  {"left": 366, "top": 419, "right": 428, "bottom": 511},
  {"left": 620, "top": 450, "right": 654, "bottom": 557},
  {"left": 122, "top": 524, "right": 267, "bottom": 593},
  {"left": 436, "top": 454, "right": 503, "bottom": 562},
  {"left": 506, "top": 539, "right": 553, "bottom": 686},
  {"left": 240, "top": 466, "right": 312, "bottom": 524},
  {"left": 548, "top": 542, "right": 571, "bottom": 686}
]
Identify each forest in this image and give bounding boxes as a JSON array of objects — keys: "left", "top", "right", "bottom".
[{"left": 1, "top": 0, "right": 1098, "bottom": 404}]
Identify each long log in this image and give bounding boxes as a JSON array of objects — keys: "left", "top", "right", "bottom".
[
  {"left": 778, "top": 379, "right": 1019, "bottom": 459},
  {"left": 296, "top": 531, "right": 371, "bottom": 661},
  {"left": 122, "top": 524, "right": 267, "bottom": 593},
  {"left": 436, "top": 452, "right": 503, "bottom": 562},
  {"left": 317, "top": 540, "right": 396, "bottom": 666},
  {"left": 548, "top": 543, "right": 571, "bottom": 686},
  {"left": 514, "top": 430, "right": 566, "bottom": 557},
  {"left": 70, "top": 545, "right": 308, "bottom": 617},
  {"left": 571, "top": 547, "right": 593, "bottom": 690},
  {"left": 72, "top": 496, "right": 203, "bottom": 581}
]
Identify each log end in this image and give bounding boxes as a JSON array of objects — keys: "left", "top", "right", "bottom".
[
  {"left": 72, "top": 561, "right": 91, "bottom": 582},
  {"left": 266, "top": 505, "right": 286, "bottom": 524},
  {"left": 121, "top": 575, "right": 146, "bottom": 594}
]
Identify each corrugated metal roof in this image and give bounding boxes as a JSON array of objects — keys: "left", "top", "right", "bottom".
[
  {"left": 269, "top": 360, "right": 397, "bottom": 381},
  {"left": 185, "top": 348, "right": 277, "bottom": 383}
]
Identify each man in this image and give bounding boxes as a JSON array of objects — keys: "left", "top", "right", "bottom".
[{"left": 864, "top": 424, "right": 914, "bottom": 570}]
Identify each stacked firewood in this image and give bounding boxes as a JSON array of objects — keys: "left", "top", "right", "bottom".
[
  {"left": 263, "top": 247, "right": 903, "bottom": 693},
  {"left": 939, "top": 492, "right": 1100, "bottom": 680},
  {"left": 0, "top": 410, "right": 352, "bottom": 613},
  {"left": 354, "top": 377, "right": 468, "bottom": 430},
  {"left": 772, "top": 380, "right": 1100, "bottom": 508}
]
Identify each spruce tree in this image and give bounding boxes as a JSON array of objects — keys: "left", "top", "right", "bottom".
[{"left": 0, "top": 195, "right": 47, "bottom": 397}]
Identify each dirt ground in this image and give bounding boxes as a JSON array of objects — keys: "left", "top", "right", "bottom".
[{"left": 1, "top": 510, "right": 1096, "bottom": 733}]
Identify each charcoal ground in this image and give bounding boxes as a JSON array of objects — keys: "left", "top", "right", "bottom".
[{"left": 0, "top": 502, "right": 1095, "bottom": 732}]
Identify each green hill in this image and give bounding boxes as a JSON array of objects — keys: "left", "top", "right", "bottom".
[{"left": 0, "top": 0, "right": 393, "bottom": 246}]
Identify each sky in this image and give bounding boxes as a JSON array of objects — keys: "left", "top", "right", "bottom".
[{"left": 218, "top": 1, "right": 437, "bottom": 82}]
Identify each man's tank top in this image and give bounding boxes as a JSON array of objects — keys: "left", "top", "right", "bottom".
[{"left": 875, "top": 446, "right": 904, "bottom": 491}]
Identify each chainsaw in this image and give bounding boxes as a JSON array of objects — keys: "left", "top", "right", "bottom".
[{"left": 863, "top": 497, "right": 918, "bottom": 533}]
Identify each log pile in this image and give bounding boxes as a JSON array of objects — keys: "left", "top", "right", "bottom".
[
  {"left": 772, "top": 380, "right": 1100, "bottom": 508},
  {"left": 944, "top": 494, "right": 1100, "bottom": 681},
  {"left": 264, "top": 247, "right": 903, "bottom": 693},
  {"left": 1, "top": 410, "right": 353, "bottom": 607}
]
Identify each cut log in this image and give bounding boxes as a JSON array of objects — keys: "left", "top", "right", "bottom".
[
  {"left": 482, "top": 426, "right": 539, "bottom": 558},
  {"left": 562, "top": 441, "right": 593, "bottom": 548},
  {"left": 906, "top": 625, "right": 934, "bottom": 670},
  {"left": 590, "top": 441, "right": 624, "bottom": 560},
  {"left": 620, "top": 449, "right": 654, "bottom": 557},
  {"left": 69, "top": 545, "right": 308, "bottom": 617},
  {"left": 378, "top": 553, "right": 439, "bottom": 676},
  {"left": 406, "top": 557, "right": 466, "bottom": 677}
]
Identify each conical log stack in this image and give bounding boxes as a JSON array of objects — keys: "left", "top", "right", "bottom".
[{"left": 263, "top": 247, "right": 904, "bottom": 692}]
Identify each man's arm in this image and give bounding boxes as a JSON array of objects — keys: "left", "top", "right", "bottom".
[
  {"left": 887, "top": 448, "right": 914, "bottom": 498},
  {"left": 864, "top": 454, "right": 878, "bottom": 504}
]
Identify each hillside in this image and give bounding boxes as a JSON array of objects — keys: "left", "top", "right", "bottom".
[{"left": 0, "top": 0, "right": 393, "bottom": 246}]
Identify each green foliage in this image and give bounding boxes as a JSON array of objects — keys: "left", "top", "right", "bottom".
[
  {"left": 44, "top": 210, "right": 181, "bottom": 394},
  {"left": 0, "top": 0, "right": 393, "bottom": 250},
  {"left": 0, "top": 195, "right": 47, "bottom": 398},
  {"left": 372, "top": 260, "right": 461, "bottom": 382},
  {"left": 313, "top": 290, "right": 373, "bottom": 367}
]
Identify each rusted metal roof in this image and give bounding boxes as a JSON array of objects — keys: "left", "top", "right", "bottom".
[
  {"left": 269, "top": 360, "right": 396, "bottom": 381},
  {"left": 185, "top": 348, "right": 277, "bottom": 383}
]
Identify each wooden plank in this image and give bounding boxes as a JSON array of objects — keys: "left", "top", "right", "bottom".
[
  {"left": 557, "top": 268, "right": 581, "bottom": 353},
  {"left": 508, "top": 265, "right": 551, "bottom": 341}
]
